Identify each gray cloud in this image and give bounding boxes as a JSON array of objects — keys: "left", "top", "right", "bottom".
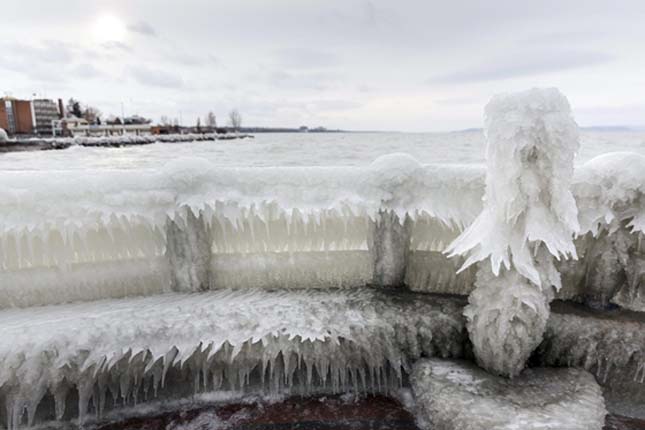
[
  {"left": 274, "top": 48, "right": 340, "bottom": 70},
  {"left": 101, "top": 41, "right": 132, "bottom": 52},
  {"left": 129, "top": 65, "right": 184, "bottom": 89},
  {"left": 73, "top": 63, "right": 102, "bottom": 78},
  {"left": 1, "top": 0, "right": 644, "bottom": 130},
  {"left": 429, "top": 50, "right": 614, "bottom": 84},
  {"left": 128, "top": 20, "right": 157, "bottom": 37}
]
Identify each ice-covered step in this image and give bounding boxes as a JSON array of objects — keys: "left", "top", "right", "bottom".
[
  {"left": 0, "top": 288, "right": 466, "bottom": 429},
  {"left": 410, "top": 358, "right": 606, "bottom": 430}
]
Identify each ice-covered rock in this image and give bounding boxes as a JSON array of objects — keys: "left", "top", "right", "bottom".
[
  {"left": 447, "top": 88, "right": 580, "bottom": 377},
  {"left": 411, "top": 358, "right": 606, "bottom": 430}
]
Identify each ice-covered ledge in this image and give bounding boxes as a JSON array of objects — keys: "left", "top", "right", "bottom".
[{"left": 2, "top": 152, "right": 645, "bottom": 309}]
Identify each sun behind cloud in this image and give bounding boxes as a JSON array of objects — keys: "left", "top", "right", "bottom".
[{"left": 92, "top": 13, "right": 127, "bottom": 42}]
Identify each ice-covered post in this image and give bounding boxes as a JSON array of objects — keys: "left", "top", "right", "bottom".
[
  {"left": 368, "top": 154, "right": 421, "bottom": 287},
  {"left": 447, "top": 88, "right": 580, "bottom": 377},
  {"left": 166, "top": 206, "right": 212, "bottom": 292}
]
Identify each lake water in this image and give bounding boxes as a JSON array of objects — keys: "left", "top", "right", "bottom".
[{"left": 1, "top": 130, "right": 644, "bottom": 171}]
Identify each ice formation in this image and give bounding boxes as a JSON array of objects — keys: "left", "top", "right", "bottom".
[
  {"left": 411, "top": 358, "right": 606, "bottom": 430},
  {"left": 45, "top": 133, "right": 222, "bottom": 149},
  {"left": 0, "top": 155, "right": 483, "bottom": 308},
  {"left": 447, "top": 88, "right": 580, "bottom": 377},
  {"left": 0, "top": 128, "right": 7, "bottom": 143},
  {"left": 4, "top": 88, "right": 645, "bottom": 428},
  {"left": 0, "top": 288, "right": 466, "bottom": 428},
  {"left": 448, "top": 88, "right": 580, "bottom": 284}
]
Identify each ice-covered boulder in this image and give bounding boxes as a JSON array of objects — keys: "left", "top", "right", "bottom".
[
  {"left": 0, "top": 128, "right": 8, "bottom": 143},
  {"left": 411, "top": 358, "right": 606, "bottom": 430},
  {"left": 447, "top": 88, "right": 580, "bottom": 377}
]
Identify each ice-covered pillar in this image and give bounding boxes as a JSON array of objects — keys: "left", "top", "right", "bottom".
[
  {"left": 447, "top": 88, "right": 580, "bottom": 377},
  {"left": 166, "top": 206, "right": 212, "bottom": 292},
  {"left": 368, "top": 154, "right": 421, "bottom": 288},
  {"left": 371, "top": 209, "right": 411, "bottom": 287}
]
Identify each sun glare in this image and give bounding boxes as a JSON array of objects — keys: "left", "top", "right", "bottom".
[{"left": 93, "top": 13, "right": 126, "bottom": 42}]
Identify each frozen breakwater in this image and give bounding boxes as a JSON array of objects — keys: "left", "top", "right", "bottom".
[
  {"left": 2, "top": 88, "right": 645, "bottom": 429},
  {"left": 1, "top": 133, "right": 253, "bottom": 152}
]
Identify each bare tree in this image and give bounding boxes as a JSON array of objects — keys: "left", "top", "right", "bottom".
[
  {"left": 82, "top": 106, "right": 102, "bottom": 124},
  {"left": 160, "top": 116, "right": 171, "bottom": 126},
  {"left": 206, "top": 111, "right": 217, "bottom": 129},
  {"left": 196, "top": 117, "right": 202, "bottom": 132},
  {"left": 228, "top": 109, "right": 242, "bottom": 132}
]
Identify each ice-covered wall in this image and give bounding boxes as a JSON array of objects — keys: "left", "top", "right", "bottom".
[
  {"left": 0, "top": 288, "right": 466, "bottom": 428},
  {"left": 0, "top": 156, "right": 483, "bottom": 308},
  {"left": 2, "top": 149, "right": 645, "bottom": 308}
]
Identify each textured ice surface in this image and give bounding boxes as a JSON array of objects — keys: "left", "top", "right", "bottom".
[
  {"left": 0, "top": 288, "right": 466, "bottom": 428},
  {"left": 447, "top": 88, "right": 580, "bottom": 378},
  {"left": 3, "top": 146, "right": 645, "bottom": 308},
  {"left": 448, "top": 88, "right": 580, "bottom": 285},
  {"left": 574, "top": 152, "right": 645, "bottom": 236},
  {"left": 540, "top": 302, "right": 645, "bottom": 414},
  {"left": 411, "top": 358, "right": 606, "bottom": 430},
  {"left": 0, "top": 156, "right": 483, "bottom": 308},
  {"left": 464, "top": 266, "right": 550, "bottom": 378}
]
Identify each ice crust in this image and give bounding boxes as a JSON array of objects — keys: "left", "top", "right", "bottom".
[
  {"left": 0, "top": 288, "right": 466, "bottom": 429},
  {"left": 410, "top": 358, "right": 606, "bottom": 430}
]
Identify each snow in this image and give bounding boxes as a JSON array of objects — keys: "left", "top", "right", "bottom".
[
  {"left": 0, "top": 288, "right": 466, "bottom": 428},
  {"left": 411, "top": 358, "right": 606, "bottom": 430},
  {"left": 0, "top": 128, "right": 7, "bottom": 143}
]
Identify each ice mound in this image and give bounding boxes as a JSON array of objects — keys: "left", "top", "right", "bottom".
[
  {"left": 411, "top": 358, "right": 606, "bottom": 430},
  {"left": 0, "top": 288, "right": 466, "bottom": 428},
  {"left": 0, "top": 128, "right": 7, "bottom": 143}
]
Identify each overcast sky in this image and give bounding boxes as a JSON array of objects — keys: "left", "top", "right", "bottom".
[{"left": 1, "top": 0, "right": 644, "bottom": 131}]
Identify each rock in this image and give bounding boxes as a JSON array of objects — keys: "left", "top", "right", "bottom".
[{"left": 411, "top": 358, "right": 607, "bottom": 430}]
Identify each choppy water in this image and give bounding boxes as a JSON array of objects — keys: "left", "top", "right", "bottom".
[{"left": 1, "top": 130, "right": 644, "bottom": 171}]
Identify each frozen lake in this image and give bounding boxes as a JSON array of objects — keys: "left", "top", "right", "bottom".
[{"left": 1, "top": 129, "right": 645, "bottom": 171}]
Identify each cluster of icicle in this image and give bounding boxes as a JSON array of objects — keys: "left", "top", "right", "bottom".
[
  {"left": 539, "top": 309, "right": 645, "bottom": 385},
  {"left": 0, "top": 199, "right": 468, "bottom": 308},
  {"left": 0, "top": 288, "right": 466, "bottom": 428},
  {"left": 447, "top": 88, "right": 581, "bottom": 377}
]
